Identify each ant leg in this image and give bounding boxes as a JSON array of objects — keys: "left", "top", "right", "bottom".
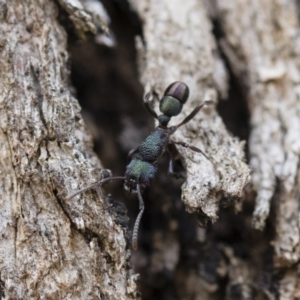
[
  {"left": 132, "top": 183, "right": 145, "bottom": 251},
  {"left": 172, "top": 141, "right": 220, "bottom": 176},
  {"left": 167, "top": 146, "right": 185, "bottom": 179},
  {"left": 174, "top": 101, "right": 212, "bottom": 129},
  {"left": 168, "top": 155, "right": 175, "bottom": 175},
  {"left": 143, "top": 89, "right": 159, "bottom": 119},
  {"left": 172, "top": 141, "right": 211, "bottom": 161},
  {"left": 128, "top": 147, "right": 139, "bottom": 158},
  {"left": 66, "top": 176, "right": 125, "bottom": 200}
]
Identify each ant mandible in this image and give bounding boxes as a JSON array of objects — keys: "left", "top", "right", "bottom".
[{"left": 67, "top": 81, "right": 214, "bottom": 250}]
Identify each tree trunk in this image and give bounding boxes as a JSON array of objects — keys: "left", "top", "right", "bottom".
[
  {"left": 1, "top": 0, "right": 299, "bottom": 299},
  {"left": 0, "top": 0, "right": 137, "bottom": 299}
]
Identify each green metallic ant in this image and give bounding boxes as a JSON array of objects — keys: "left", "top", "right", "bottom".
[{"left": 68, "top": 82, "right": 213, "bottom": 250}]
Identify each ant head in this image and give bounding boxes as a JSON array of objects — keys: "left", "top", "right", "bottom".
[
  {"left": 124, "top": 176, "right": 137, "bottom": 195},
  {"left": 158, "top": 81, "right": 190, "bottom": 126}
]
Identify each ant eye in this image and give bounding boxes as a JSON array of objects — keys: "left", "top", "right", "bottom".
[{"left": 164, "top": 81, "right": 189, "bottom": 104}]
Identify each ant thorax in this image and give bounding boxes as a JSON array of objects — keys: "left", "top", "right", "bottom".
[{"left": 138, "top": 127, "right": 171, "bottom": 162}]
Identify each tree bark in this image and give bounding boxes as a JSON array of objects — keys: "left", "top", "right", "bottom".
[
  {"left": 1, "top": 0, "right": 300, "bottom": 299},
  {"left": 0, "top": 0, "right": 137, "bottom": 299},
  {"left": 213, "top": 0, "right": 300, "bottom": 298}
]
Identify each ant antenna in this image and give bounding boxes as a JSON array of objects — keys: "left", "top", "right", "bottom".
[
  {"left": 174, "top": 100, "right": 213, "bottom": 129},
  {"left": 132, "top": 183, "right": 145, "bottom": 250},
  {"left": 66, "top": 176, "right": 125, "bottom": 200},
  {"left": 143, "top": 89, "right": 159, "bottom": 119}
]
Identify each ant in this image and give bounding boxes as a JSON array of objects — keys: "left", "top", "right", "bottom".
[{"left": 67, "top": 82, "right": 214, "bottom": 250}]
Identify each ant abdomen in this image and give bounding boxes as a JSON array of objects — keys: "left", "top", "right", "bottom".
[
  {"left": 164, "top": 81, "right": 190, "bottom": 104},
  {"left": 158, "top": 81, "right": 190, "bottom": 126},
  {"left": 159, "top": 81, "right": 190, "bottom": 117}
]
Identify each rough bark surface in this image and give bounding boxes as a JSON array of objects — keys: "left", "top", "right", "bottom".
[
  {"left": 0, "top": 0, "right": 137, "bottom": 299},
  {"left": 213, "top": 0, "right": 300, "bottom": 298},
  {"left": 2, "top": 0, "right": 300, "bottom": 299}
]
